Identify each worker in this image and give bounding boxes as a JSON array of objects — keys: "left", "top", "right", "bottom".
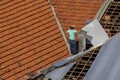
[
  {"left": 85, "top": 20, "right": 93, "bottom": 50},
  {"left": 66, "top": 25, "right": 77, "bottom": 55}
]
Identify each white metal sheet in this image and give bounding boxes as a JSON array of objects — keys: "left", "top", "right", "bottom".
[{"left": 82, "top": 19, "right": 109, "bottom": 47}]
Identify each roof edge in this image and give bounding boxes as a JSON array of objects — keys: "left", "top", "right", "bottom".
[
  {"left": 48, "top": 0, "right": 71, "bottom": 54},
  {"left": 95, "top": 0, "right": 112, "bottom": 20}
]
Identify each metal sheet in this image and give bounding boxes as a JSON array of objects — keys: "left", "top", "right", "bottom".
[
  {"left": 45, "top": 62, "right": 76, "bottom": 80},
  {"left": 82, "top": 19, "right": 109, "bottom": 47},
  {"left": 84, "top": 34, "right": 120, "bottom": 80},
  {"left": 52, "top": 58, "right": 71, "bottom": 67}
]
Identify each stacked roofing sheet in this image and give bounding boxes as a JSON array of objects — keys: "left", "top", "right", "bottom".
[{"left": 0, "top": 0, "right": 69, "bottom": 80}]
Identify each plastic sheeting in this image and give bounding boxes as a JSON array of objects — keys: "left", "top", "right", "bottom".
[
  {"left": 84, "top": 34, "right": 120, "bottom": 80},
  {"left": 82, "top": 19, "right": 109, "bottom": 47},
  {"left": 45, "top": 62, "right": 76, "bottom": 80}
]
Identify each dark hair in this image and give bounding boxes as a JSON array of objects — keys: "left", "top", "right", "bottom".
[{"left": 70, "top": 25, "right": 74, "bottom": 29}]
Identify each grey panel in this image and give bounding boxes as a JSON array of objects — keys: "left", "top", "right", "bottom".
[
  {"left": 82, "top": 19, "right": 109, "bottom": 47},
  {"left": 84, "top": 34, "right": 120, "bottom": 80},
  {"left": 78, "top": 30, "right": 87, "bottom": 52},
  {"left": 45, "top": 62, "right": 76, "bottom": 80}
]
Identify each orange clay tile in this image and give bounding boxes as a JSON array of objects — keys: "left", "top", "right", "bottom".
[
  {"left": 0, "top": 0, "right": 69, "bottom": 80},
  {"left": 51, "top": 0, "right": 105, "bottom": 33}
]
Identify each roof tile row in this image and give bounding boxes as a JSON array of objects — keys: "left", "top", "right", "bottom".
[
  {"left": 51, "top": 0, "right": 104, "bottom": 32},
  {"left": 0, "top": 0, "right": 69, "bottom": 80}
]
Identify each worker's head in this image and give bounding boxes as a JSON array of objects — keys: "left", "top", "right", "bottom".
[{"left": 70, "top": 25, "right": 75, "bottom": 30}]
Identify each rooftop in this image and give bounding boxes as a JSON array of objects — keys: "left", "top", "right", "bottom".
[
  {"left": 0, "top": 0, "right": 69, "bottom": 80},
  {"left": 1, "top": 0, "right": 119, "bottom": 80},
  {"left": 50, "top": 0, "right": 104, "bottom": 32}
]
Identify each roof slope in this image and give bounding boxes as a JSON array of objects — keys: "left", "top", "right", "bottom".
[
  {"left": 50, "top": 0, "right": 104, "bottom": 32},
  {"left": 0, "top": 0, "right": 69, "bottom": 80}
]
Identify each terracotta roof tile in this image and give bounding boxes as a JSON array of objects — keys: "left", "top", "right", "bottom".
[
  {"left": 51, "top": 0, "right": 105, "bottom": 32},
  {"left": 0, "top": 0, "right": 69, "bottom": 80}
]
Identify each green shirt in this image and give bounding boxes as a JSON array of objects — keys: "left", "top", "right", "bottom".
[{"left": 67, "top": 29, "right": 77, "bottom": 40}]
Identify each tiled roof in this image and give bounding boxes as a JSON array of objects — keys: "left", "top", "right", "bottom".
[
  {"left": 50, "top": 0, "right": 105, "bottom": 32},
  {"left": 0, "top": 0, "right": 69, "bottom": 80}
]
